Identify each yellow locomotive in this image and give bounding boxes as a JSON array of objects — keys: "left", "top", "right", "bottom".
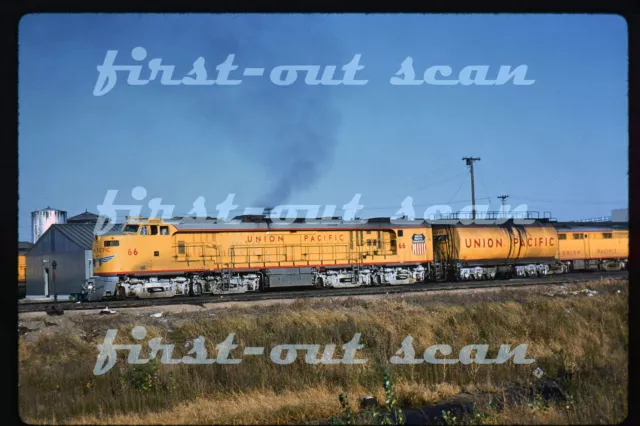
[
  {"left": 88, "top": 216, "right": 434, "bottom": 299},
  {"left": 18, "top": 242, "right": 32, "bottom": 299},
  {"left": 84, "top": 215, "right": 628, "bottom": 301},
  {"left": 554, "top": 223, "right": 628, "bottom": 272},
  {"left": 18, "top": 254, "right": 26, "bottom": 298}
]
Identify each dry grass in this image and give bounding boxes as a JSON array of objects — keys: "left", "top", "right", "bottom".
[{"left": 19, "top": 277, "right": 628, "bottom": 424}]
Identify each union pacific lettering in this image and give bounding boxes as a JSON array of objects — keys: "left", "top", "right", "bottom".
[
  {"left": 464, "top": 237, "right": 555, "bottom": 249},
  {"left": 245, "top": 235, "right": 285, "bottom": 244},
  {"left": 303, "top": 234, "right": 345, "bottom": 243},
  {"left": 243, "top": 234, "right": 346, "bottom": 244},
  {"left": 596, "top": 249, "right": 618, "bottom": 255}
]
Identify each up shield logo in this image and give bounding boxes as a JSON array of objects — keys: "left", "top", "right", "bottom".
[{"left": 412, "top": 234, "right": 426, "bottom": 255}]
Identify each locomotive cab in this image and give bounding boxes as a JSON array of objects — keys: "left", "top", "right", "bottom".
[{"left": 89, "top": 217, "right": 186, "bottom": 300}]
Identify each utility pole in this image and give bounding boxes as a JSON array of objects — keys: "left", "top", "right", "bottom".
[
  {"left": 52, "top": 260, "right": 57, "bottom": 302},
  {"left": 462, "top": 157, "right": 481, "bottom": 220},
  {"left": 498, "top": 194, "right": 509, "bottom": 218}
]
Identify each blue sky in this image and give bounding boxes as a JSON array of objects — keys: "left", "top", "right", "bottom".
[{"left": 18, "top": 14, "right": 628, "bottom": 241}]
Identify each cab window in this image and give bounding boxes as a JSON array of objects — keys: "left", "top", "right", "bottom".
[
  {"left": 558, "top": 234, "right": 566, "bottom": 240},
  {"left": 123, "top": 224, "right": 139, "bottom": 233},
  {"left": 140, "top": 226, "right": 148, "bottom": 235},
  {"left": 150, "top": 225, "right": 158, "bottom": 235},
  {"left": 160, "top": 226, "right": 169, "bottom": 235}
]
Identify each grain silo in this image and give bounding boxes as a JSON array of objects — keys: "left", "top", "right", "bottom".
[{"left": 31, "top": 207, "right": 67, "bottom": 244}]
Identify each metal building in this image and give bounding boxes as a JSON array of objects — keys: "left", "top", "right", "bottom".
[
  {"left": 31, "top": 207, "right": 67, "bottom": 244},
  {"left": 611, "top": 208, "right": 628, "bottom": 222},
  {"left": 25, "top": 223, "right": 94, "bottom": 298}
]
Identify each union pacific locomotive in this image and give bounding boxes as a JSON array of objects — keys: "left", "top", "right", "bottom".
[
  {"left": 83, "top": 215, "right": 628, "bottom": 301},
  {"left": 18, "top": 254, "right": 27, "bottom": 298}
]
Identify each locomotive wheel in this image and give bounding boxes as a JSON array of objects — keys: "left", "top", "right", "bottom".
[{"left": 190, "top": 283, "right": 203, "bottom": 297}]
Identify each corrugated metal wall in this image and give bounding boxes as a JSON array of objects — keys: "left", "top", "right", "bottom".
[
  {"left": 26, "top": 250, "right": 92, "bottom": 296},
  {"left": 25, "top": 225, "right": 94, "bottom": 296}
]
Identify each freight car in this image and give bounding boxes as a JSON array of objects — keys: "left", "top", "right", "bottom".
[{"left": 86, "top": 216, "right": 434, "bottom": 300}]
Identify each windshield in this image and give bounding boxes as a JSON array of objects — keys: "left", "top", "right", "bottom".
[{"left": 123, "top": 224, "right": 139, "bottom": 233}]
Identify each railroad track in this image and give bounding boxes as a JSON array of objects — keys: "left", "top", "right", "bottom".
[{"left": 18, "top": 271, "right": 628, "bottom": 314}]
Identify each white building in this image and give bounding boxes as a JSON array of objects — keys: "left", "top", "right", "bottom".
[{"left": 611, "top": 208, "right": 628, "bottom": 222}]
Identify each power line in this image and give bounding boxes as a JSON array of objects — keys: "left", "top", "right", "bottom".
[
  {"left": 447, "top": 175, "right": 467, "bottom": 204},
  {"left": 475, "top": 173, "right": 493, "bottom": 208}
]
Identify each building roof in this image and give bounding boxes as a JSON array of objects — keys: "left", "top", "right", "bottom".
[
  {"left": 18, "top": 241, "right": 34, "bottom": 253},
  {"left": 553, "top": 221, "right": 628, "bottom": 231},
  {"left": 67, "top": 210, "right": 100, "bottom": 223},
  {"left": 51, "top": 224, "right": 97, "bottom": 249},
  {"left": 26, "top": 223, "right": 125, "bottom": 255}
]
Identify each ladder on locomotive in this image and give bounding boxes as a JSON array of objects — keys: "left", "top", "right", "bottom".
[
  {"left": 351, "top": 251, "right": 365, "bottom": 285},
  {"left": 351, "top": 264, "right": 360, "bottom": 285},
  {"left": 347, "top": 233, "right": 365, "bottom": 285}
]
